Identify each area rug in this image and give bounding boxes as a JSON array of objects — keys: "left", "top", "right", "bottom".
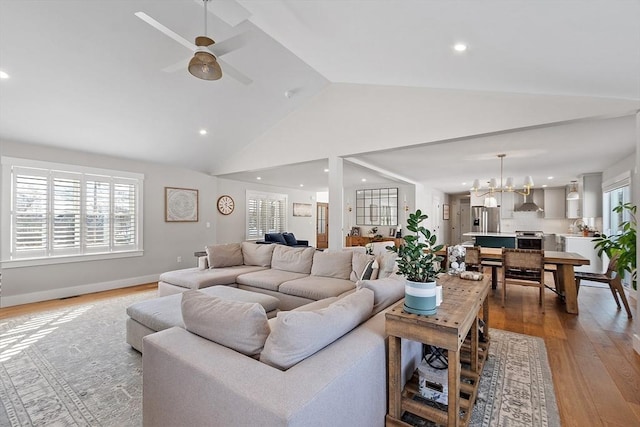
[{"left": 0, "top": 293, "right": 560, "bottom": 426}]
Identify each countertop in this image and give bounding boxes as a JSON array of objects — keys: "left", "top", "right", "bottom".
[
  {"left": 463, "top": 232, "right": 517, "bottom": 237},
  {"left": 557, "top": 233, "right": 600, "bottom": 239}
]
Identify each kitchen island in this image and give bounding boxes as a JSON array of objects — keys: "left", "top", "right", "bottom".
[{"left": 463, "top": 232, "right": 516, "bottom": 248}]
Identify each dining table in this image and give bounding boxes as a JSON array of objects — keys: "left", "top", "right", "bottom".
[{"left": 441, "top": 247, "right": 590, "bottom": 315}]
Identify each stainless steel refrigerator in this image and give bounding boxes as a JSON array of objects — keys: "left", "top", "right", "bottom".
[{"left": 471, "top": 206, "right": 500, "bottom": 233}]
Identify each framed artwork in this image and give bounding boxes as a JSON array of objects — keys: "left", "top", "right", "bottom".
[
  {"left": 443, "top": 204, "right": 450, "bottom": 221},
  {"left": 293, "top": 203, "right": 313, "bottom": 217},
  {"left": 165, "top": 187, "right": 198, "bottom": 222},
  {"left": 350, "top": 227, "right": 361, "bottom": 236}
]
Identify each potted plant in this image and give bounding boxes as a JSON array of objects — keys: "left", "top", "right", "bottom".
[
  {"left": 592, "top": 202, "right": 636, "bottom": 292},
  {"left": 387, "top": 209, "right": 444, "bottom": 315}
]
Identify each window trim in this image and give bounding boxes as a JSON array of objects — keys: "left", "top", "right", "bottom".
[
  {"left": 245, "top": 190, "right": 288, "bottom": 241},
  {"left": 1, "top": 156, "right": 144, "bottom": 268}
]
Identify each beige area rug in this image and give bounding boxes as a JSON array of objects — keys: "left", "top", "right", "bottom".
[{"left": 0, "top": 292, "right": 559, "bottom": 426}]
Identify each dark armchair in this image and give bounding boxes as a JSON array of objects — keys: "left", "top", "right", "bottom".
[{"left": 257, "top": 232, "right": 309, "bottom": 247}]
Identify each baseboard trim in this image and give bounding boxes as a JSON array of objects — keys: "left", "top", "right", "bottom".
[{"left": 0, "top": 274, "right": 159, "bottom": 308}]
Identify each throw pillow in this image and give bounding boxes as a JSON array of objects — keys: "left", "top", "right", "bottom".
[
  {"left": 349, "top": 252, "right": 378, "bottom": 282},
  {"left": 360, "top": 259, "right": 378, "bottom": 280},
  {"left": 205, "top": 243, "right": 244, "bottom": 268},
  {"left": 377, "top": 252, "right": 399, "bottom": 279},
  {"left": 357, "top": 276, "right": 405, "bottom": 315},
  {"left": 311, "top": 250, "right": 353, "bottom": 280},
  {"left": 181, "top": 290, "right": 270, "bottom": 356},
  {"left": 260, "top": 288, "right": 374, "bottom": 370},
  {"left": 282, "top": 232, "right": 298, "bottom": 246},
  {"left": 241, "top": 242, "right": 274, "bottom": 267},
  {"left": 266, "top": 233, "right": 287, "bottom": 245}
]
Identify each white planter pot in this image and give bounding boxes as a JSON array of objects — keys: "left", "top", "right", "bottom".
[{"left": 404, "top": 280, "right": 440, "bottom": 315}]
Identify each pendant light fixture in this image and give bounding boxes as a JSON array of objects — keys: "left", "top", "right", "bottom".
[
  {"left": 188, "top": 0, "right": 223, "bottom": 80},
  {"left": 470, "top": 154, "right": 534, "bottom": 207},
  {"left": 566, "top": 181, "right": 580, "bottom": 200}
]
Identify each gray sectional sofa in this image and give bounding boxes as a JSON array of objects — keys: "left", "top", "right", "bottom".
[{"left": 135, "top": 241, "right": 421, "bottom": 426}]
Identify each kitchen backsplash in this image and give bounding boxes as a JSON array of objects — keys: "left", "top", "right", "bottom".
[{"left": 500, "top": 212, "right": 602, "bottom": 234}]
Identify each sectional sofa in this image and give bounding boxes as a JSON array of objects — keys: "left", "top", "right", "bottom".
[{"left": 136, "top": 241, "right": 422, "bottom": 426}]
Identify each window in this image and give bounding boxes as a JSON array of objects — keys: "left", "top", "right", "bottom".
[
  {"left": 2, "top": 157, "right": 143, "bottom": 266},
  {"left": 602, "top": 173, "right": 631, "bottom": 236},
  {"left": 246, "top": 191, "right": 287, "bottom": 240}
]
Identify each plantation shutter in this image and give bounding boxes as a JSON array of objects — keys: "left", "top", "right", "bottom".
[
  {"left": 12, "top": 167, "right": 49, "bottom": 258},
  {"left": 85, "top": 176, "right": 111, "bottom": 252},
  {"left": 246, "top": 191, "right": 287, "bottom": 240},
  {"left": 113, "top": 179, "right": 137, "bottom": 249},
  {"left": 52, "top": 172, "right": 82, "bottom": 255}
]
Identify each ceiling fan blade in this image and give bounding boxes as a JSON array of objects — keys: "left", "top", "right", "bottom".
[
  {"left": 218, "top": 59, "right": 253, "bottom": 85},
  {"left": 193, "top": 0, "right": 251, "bottom": 27},
  {"left": 135, "top": 12, "right": 196, "bottom": 52},
  {"left": 207, "top": 31, "right": 251, "bottom": 57},
  {"left": 162, "top": 57, "right": 190, "bottom": 73}
]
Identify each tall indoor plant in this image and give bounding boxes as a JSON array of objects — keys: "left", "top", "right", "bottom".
[
  {"left": 592, "top": 202, "right": 636, "bottom": 291},
  {"left": 387, "top": 209, "right": 444, "bottom": 315}
]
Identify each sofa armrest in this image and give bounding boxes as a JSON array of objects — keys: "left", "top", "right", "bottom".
[
  {"left": 143, "top": 313, "right": 421, "bottom": 427},
  {"left": 294, "top": 239, "right": 309, "bottom": 246}
]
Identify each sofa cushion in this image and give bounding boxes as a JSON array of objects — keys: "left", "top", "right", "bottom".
[
  {"left": 241, "top": 242, "right": 274, "bottom": 267},
  {"left": 311, "top": 250, "right": 352, "bottom": 280},
  {"left": 279, "top": 276, "right": 356, "bottom": 301},
  {"left": 260, "top": 288, "right": 374, "bottom": 370},
  {"left": 236, "top": 269, "right": 309, "bottom": 292},
  {"left": 181, "top": 290, "right": 270, "bottom": 356},
  {"left": 357, "top": 276, "right": 405, "bottom": 315},
  {"left": 377, "top": 252, "right": 399, "bottom": 279},
  {"left": 266, "top": 233, "right": 287, "bottom": 245},
  {"left": 271, "top": 245, "right": 315, "bottom": 274},
  {"left": 282, "top": 232, "right": 298, "bottom": 246},
  {"left": 159, "top": 266, "right": 267, "bottom": 290},
  {"left": 349, "top": 252, "right": 378, "bottom": 282},
  {"left": 206, "top": 243, "right": 243, "bottom": 268}
]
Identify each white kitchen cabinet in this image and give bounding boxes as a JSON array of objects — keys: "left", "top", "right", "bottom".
[
  {"left": 499, "top": 191, "right": 514, "bottom": 218},
  {"left": 582, "top": 173, "right": 602, "bottom": 218},
  {"left": 560, "top": 235, "right": 604, "bottom": 273},
  {"left": 543, "top": 187, "right": 566, "bottom": 219}
]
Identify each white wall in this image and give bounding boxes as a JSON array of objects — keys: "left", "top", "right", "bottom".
[
  {"left": 216, "top": 178, "right": 318, "bottom": 246},
  {"left": 0, "top": 140, "right": 217, "bottom": 307}
]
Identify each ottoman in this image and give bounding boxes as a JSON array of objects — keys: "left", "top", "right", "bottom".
[{"left": 126, "top": 286, "right": 280, "bottom": 352}]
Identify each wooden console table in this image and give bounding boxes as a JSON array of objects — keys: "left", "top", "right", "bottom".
[
  {"left": 386, "top": 274, "right": 491, "bottom": 427},
  {"left": 345, "top": 236, "right": 403, "bottom": 247}
]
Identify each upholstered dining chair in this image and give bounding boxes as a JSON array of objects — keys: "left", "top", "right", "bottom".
[
  {"left": 464, "top": 246, "right": 483, "bottom": 272},
  {"left": 574, "top": 255, "right": 633, "bottom": 318},
  {"left": 501, "top": 248, "right": 546, "bottom": 313}
]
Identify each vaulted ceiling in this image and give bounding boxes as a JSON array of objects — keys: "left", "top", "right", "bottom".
[{"left": 1, "top": 1, "right": 639, "bottom": 193}]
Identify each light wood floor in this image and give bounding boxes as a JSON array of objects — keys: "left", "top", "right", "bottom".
[{"left": 1, "top": 280, "right": 638, "bottom": 426}]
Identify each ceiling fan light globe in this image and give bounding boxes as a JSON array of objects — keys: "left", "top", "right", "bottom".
[{"left": 188, "top": 51, "right": 222, "bottom": 80}]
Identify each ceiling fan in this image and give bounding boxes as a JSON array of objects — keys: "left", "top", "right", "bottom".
[{"left": 135, "top": 0, "right": 252, "bottom": 84}]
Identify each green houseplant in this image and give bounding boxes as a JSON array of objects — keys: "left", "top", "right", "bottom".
[
  {"left": 387, "top": 209, "right": 444, "bottom": 314},
  {"left": 592, "top": 202, "right": 636, "bottom": 291}
]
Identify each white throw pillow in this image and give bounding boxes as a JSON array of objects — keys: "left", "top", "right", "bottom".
[
  {"left": 271, "top": 245, "right": 315, "bottom": 274},
  {"left": 206, "top": 243, "right": 244, "bottom": 268},
  {"left": 181, "top": 290, "right": 270, "bottom": 356},
  {"left": 260, "top": 288, "right": 374, "bottom": 370}
]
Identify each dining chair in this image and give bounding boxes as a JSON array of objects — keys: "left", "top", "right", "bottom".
[
  {"left": 464, "top": 246, "right": 483, "bottom": 272},
  {"left": 501, "top": 248, "right": 546, "bottom": 313},
  {"left": 574, "top": 255, "right": 633, "bottom": 318}
]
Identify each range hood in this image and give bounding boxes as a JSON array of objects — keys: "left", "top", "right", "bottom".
[{"left": 515, "top": 190, "right": 544, "bottom": 212}]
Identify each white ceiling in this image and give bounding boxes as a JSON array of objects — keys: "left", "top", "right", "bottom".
[{"left": 1, "top": 1, "right": 639, "bottom": 193}]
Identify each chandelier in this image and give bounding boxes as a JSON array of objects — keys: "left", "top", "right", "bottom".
[{"left": 470, "top": 154, "right": 534, "bottom": 208}]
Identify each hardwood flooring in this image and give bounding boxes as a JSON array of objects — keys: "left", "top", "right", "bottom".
[{"left": 1, "top": 280, "right": 638, "bottom": 426}]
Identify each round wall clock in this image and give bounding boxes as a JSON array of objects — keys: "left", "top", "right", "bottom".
[{"left": 217, "top": 195, "right": 235, "bottom": 215}]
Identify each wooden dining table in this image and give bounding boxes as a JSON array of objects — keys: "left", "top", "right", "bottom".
[{"left": 441, "top": 247, "right": 590, "bottom": 315}]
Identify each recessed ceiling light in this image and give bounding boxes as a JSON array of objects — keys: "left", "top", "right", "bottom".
[
  {"left": 361, "top": 178, "right": 367, "bottom": 182},
  {"left": 323, "top": 168, "right": 329, "bottom": 173},
  {"left": 299, "top": 184, "right": 304, "bottom": 187},
  {"left": 199, "top": 129, "right": 207, "bottom": 135},
  {"left": 547, "top": 176, "right": 554, "bottom": 180},
  {"left": 461, "top": 182, "right": 467, "bottom": 186},
  {"left": 542, "top": 184, "right": 548, "bottom": 188},
  {"left": 0, "top": 71, "right": 9, "bottom": 79},
  {"left": 256, "top": 176, "right": 261, "bottom": 180},
  {"left": 453, "top": 43, "right": 467, "bottom": 52}
]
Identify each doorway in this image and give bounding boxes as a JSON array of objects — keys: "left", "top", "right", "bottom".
[{"left": 316, "top": 202, "right": 328, "bottom": 249}]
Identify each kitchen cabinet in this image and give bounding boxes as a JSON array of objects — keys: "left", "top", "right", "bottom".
[
  {"left": 582, "top": 173, "right": 602, "bottom": 218},
  {"left": 499, "top": 191, "right": 515, "bottom": 218},
  {"left": 558, "top": 235, "right": 604, "bottom": 273},
  {"left": 543, "top": 187, "right": 566, "bottom": 219}
]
